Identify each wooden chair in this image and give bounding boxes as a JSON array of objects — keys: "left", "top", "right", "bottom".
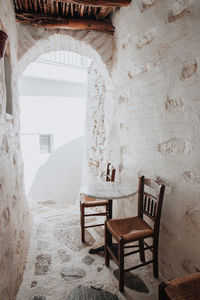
[
  {"left": 158, "top": 273, "right": 200, "bottom": 300},
  {"left": 105, "top": 175, "right": 165, "bottom": 292},
  {"left": 80, "top": 163, "right": 116, "bottom": 243}
]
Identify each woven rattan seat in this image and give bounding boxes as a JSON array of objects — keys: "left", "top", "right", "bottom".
[
  {"left": 159, "top": 273, "right": 200, "bottom": 300},
  {"left": 81, "top": 197, "right": 109, "bottom": 207},
  {"left": 107, "top": 216, "right": 153, "bottom": 242}
]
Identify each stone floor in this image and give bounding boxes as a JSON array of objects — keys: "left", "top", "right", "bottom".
[{"left": 16, "top": 200, "right": 162, "bottom": 300}]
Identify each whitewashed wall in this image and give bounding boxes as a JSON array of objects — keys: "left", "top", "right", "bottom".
[
  {"left": 0, "top": 1, "right": 31, "bottom": 299},
  {"left": 1, "top": 0, "right": 200, "bottom": 297},
  {"left": 108, "top": 0, "right": 200, "bottom": 278}
]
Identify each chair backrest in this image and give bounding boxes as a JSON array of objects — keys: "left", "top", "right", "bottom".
[
  {"left": 106, "top": 163, "right": 116, "bottom": 182},
  {"left": 138, "top": 176, "right": 165, "bottom": 231}
]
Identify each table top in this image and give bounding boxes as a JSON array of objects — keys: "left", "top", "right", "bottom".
[{"left": 80, "top": 182, "right": 137, "bottom": 200}]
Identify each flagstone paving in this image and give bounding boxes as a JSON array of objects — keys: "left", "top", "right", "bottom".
[{"left": 16, "top": 201, "right": 162, "bottom": 300}]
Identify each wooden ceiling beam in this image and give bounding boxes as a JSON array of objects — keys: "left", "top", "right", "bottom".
[
  {"left": 16, "top": 12, "right": 114, "bottom": 33},
  {"left": 54, "top": 0, "right": 131, "bottom": 7}
]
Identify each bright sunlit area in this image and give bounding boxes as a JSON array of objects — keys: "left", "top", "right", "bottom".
[{"left": 19, "top": 51, "right": 91, "bottom": 208}]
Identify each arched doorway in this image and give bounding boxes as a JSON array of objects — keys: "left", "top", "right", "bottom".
[
  {"left": 19, "top": 50, "right": 91, "bottom": 208},
  {"left": 17, "top": 31, "right": 113, "bottom": 188}
]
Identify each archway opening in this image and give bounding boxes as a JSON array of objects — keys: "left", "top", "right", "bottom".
[{"left": 19, "top": 50, "right": 91, "bottom": 208}]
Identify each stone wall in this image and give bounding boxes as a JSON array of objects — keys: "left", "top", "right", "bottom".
[
  {"left": 109, "top": 0, "right": 200, "bottom": 278},
  {"left": 83, "top": 63, "right": 109, "bottom": 183},
  {"left": 0, "top": 1, "right": 31, "bottom": 299}
]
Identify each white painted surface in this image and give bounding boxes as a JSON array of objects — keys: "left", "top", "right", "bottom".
[
  {"left": 109, "top": 0, "right": 200, "bottom": 278},
  {"left": 0, "top": 2, "right": 31, "bottom": 299},
  {"left": 80, "top": 182, "right": 137, "bottom": 199},
  {"left": 20, "top": 59, "right": 87, "bottom": 204}
]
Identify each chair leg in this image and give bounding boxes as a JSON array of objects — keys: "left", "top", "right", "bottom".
[
  {"left": 105, "top": 222, "right": 110, "bottom": 267},
  {"left": 139, "top": 239, "right": 145, "bottom": 262},
  {"left": 108, "top": 200, "right": 113, "bottom": 219},
  {"left": 153, "top": 241, "right": 159, "bottom": 278},
  {"left": 80, "top": 203, "right": 85, "bottom": 243},
  {"left": 106, "top": 203, "right": 109, "bottom": 221},
  {"left": 119, "top": 237, "right": 124, "bottom": 292},
  {"left": 158, "top": 282, "right": 168, "bottom": 300}
]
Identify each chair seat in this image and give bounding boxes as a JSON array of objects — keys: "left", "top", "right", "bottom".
[
  {"left": 81, "top": 196, "right": 108, "bottom": 207},
  {"left": 107, "top": 216, "right": 153, "bottom": 242},
  {"left": 165, "top": 273, "right": 200, "bottom": 300}
]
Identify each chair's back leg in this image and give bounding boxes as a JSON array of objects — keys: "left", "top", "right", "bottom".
[
  {"left": 80, "top": 203, "right": 85, "bottom": 242},
  {"left": 119, "top": 237, "right": 125, "bottom": 292},
  {"left": 108, "top": 199, "right": 113, "bottom": 219},
  {"left": 105, "top": 222, "right": 110, "bottom": 267}
]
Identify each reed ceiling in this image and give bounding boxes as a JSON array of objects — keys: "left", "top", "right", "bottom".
[{"left": 13, "top": 0, "right": 131, "bottom": 33}]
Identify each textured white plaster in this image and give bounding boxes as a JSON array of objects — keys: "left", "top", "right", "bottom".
[
  {"left": 180, "top": 58, "right": 198, "bottom": 81},
  {"left": 111, "top": 0, "right": 200, "bottom": 279},
  {"left": 168, "top": 0, "right": 191, "bottom": 23},
  {"left": 136, "top": 29, "right": 156, "bottom": 49},
  {"left": 158, "top": 138, "right": 192, "bottom": 154},
  {"left": 0, "top": 1, "right": 31, "bottom": 299},
  {"left": 83, "top": 63, "right": 108, "bottom": 182},
  {"left": 128, "top": 63, "right": 150, "bottom": 79},
  {"left": 140, "top": 0, "right": 159, "bottom": 12},
  {"left": 165, "top": 96, "right": 184, "bottom": 113},
  {"left": 183, "top": 171, "right": 200, "bottom": 184}
]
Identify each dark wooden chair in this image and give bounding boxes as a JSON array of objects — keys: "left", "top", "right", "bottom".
[
  {"left": 80, "top": 163, "right": 116, "bottom": 243},
  {"left": 105, "top": 175, "right": 165, "bottom": 292},
  {"left": 158, "top": 273, "right": 200, "bottom": 300}
]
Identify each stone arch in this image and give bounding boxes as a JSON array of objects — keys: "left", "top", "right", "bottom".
[
  {"left": 16, "top": 26, "right": 114, "bottom": 80},
  {"left": 16, "top": 25, "right": 114, "bottom": 186}
]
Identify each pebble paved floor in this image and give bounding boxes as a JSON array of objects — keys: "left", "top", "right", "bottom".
[{"left": 16, "top": 200, "right": 161, "bottom": 300}]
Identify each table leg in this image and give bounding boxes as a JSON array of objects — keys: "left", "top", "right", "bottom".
[{"left": 88, "top": 199, "right": 113, "bottom": 255}]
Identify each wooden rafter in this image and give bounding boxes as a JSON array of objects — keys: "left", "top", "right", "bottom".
[
  {"left": 16, "top": 12, "right": 114, "bottom": 33},
  {"left": 54, "top": 0, "right": 131, "bottom": 7},
  {"left": 13, "top": 0, "right": 132, "bottom": 33}
]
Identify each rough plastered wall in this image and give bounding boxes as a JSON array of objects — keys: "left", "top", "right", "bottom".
[
  {"left": 83, "top": 62, "right": 114, "bottom": 184},
  {"left": 0, "top": 1, "right": 31, "bottom": 299},
  {"left": 109, "top": 0, "right": 200, "bottom": 279}
]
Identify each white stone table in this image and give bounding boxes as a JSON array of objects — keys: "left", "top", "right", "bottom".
[
  {"left": 80, "top": 182, "right": 137, "bottom": 200},
  {"left": 80, "top": 182, "right": 137, "bottom": 254}
]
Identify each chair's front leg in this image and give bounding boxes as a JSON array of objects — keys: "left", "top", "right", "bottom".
[
  {"left": 119, "top": 237, "right": 125, "bottom": 292},
  {"left": 139, "top": 238, "right": 145, "bottom": 262},
  {"left": 80, "top": 203, "right": 85, "bottom": 243},
  {"left": 153, "top": 238, "right": 159, "bottom": 278}
]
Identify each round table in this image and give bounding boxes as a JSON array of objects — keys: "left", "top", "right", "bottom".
[{"left": 80, "top": 182, "right": 137, "bottom": 254}]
